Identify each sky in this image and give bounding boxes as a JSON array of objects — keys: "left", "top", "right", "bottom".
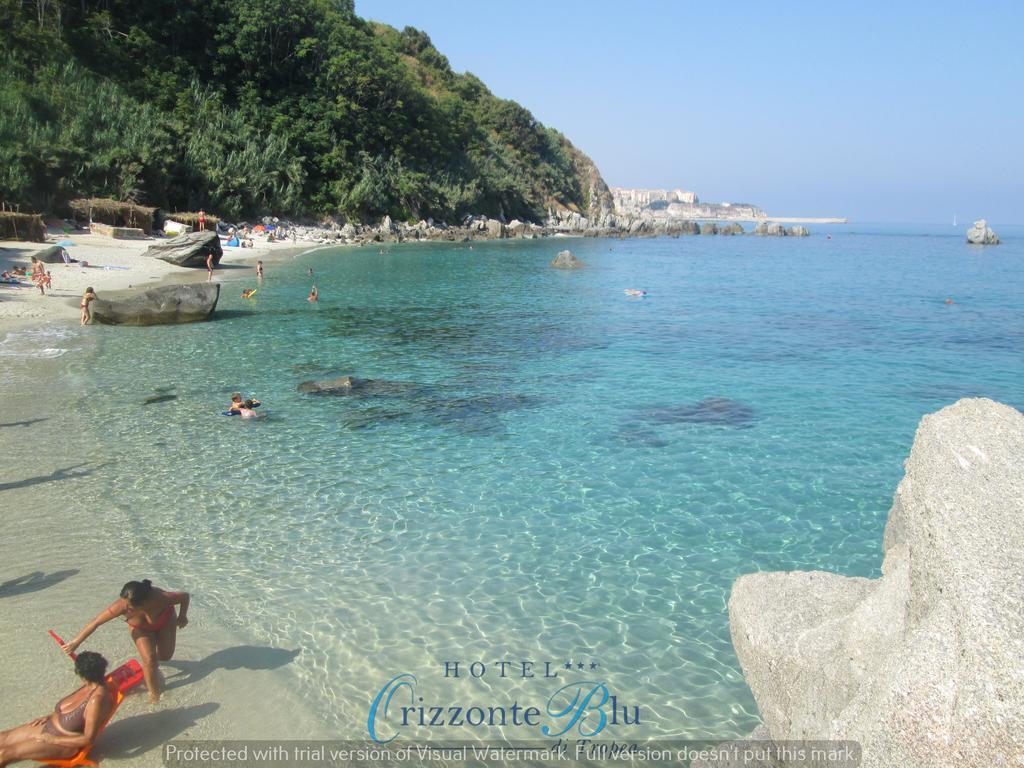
[{"left": 355, "top": 1, "right": 1023, "bottom": 224}]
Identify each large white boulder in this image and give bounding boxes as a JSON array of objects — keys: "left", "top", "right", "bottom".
[{"left": 729, "top": 398, "right": 1024, "bottom": 767}]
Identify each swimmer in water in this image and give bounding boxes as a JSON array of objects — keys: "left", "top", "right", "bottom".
[
  {"left": 308, "top": 284, "right": 318, "bottom": 302},
  {"left": 228, "top": 393, "right": 261, "bottom": 413},
  {"left": 241, "top": 288, "right": 257, "bottom": 299},
  {"left": 624, "top": 289, "right": 647, "bottom": 297},
  {"left": 239, "top": 399, "right": 261, "bottom": 419}
]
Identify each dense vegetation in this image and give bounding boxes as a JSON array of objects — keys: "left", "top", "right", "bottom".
[{"left": 0, "top": 0, "right": 592, "bottom": 222}]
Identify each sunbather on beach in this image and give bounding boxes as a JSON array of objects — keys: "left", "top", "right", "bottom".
[
  {"left": 61, "top": 580, "right": 189, "bottom": 703},
  {"left": 0, "top": 651, "right": 114, "bottom": 766},
  {"left": 80, "top": 287, "right": 97, "bottom": 325}
]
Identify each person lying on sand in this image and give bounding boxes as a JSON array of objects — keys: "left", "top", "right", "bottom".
[
  {"left": 61, "top": 580, "right": 189, "bottom": 703},
  {"left": 0, "top": 652, "right": 114, "bottom": 766}
]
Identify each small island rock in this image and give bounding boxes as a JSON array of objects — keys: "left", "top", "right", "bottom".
[
  {"left": 966, "top": 219, "right": 1000, "bottom": 245},
  {"left": 550, "top": 249, "right": 585, "bottom": 269}
]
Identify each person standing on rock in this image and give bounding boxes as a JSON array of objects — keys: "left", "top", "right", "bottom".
[
  {"left": 80, "top": 287, "right": 97, "bottom": 325},
  {"left": 198, "top": 210, "right": 206, "bottom": 231}
]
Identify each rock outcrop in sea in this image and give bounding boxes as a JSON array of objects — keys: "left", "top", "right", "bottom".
[
  {"left": 727, "top": 398, "right": 1023, "bottom": 767},
  {"left": 549, "top": 249, "right": 585, "bottom": 269},
  {"left": 90, "top": 283, "right": 220, "bottom": 325},
  {"left": 966, "top": 219, "right": 1000, "bottom": 245}
]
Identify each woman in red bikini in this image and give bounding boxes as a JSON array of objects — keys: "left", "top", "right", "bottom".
[
  {"left": 0, "top": 651, "right": 113, "bottom": 765},
  {"left": 62, "top": 580, "right": 189, "bottom": 703}
]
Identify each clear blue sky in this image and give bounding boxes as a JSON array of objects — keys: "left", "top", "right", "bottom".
[{"left": 355, "top": 1, "right": 1023, "bottom": 224}]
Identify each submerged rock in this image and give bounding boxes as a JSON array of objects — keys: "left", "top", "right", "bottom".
[
  {"left": 146, "top": 231, "right": 223, "bottom": 267},
  {"left": 90, "top": 283, "right": 220, "bottom": 325},
  {"left": 728, "top": 398, "right": 1024, "bottom": 767},
  {"left": 966, "top": 219, "right": 1000, "bottom": 245},
  {"left": 635, "top": 397, "right": 756, "bottom": 427},
  {"left": 297, "top": 376, "right": 422, "bottom": 397},
  {"left": 142, "top": 394, "right": 177, "bottom": 405},
  {"left": 550, "top": 249, "right": 585, "bottom": 269}
]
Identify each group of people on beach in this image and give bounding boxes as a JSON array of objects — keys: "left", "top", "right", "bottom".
[{"left": 0, "top": 580, "right": 189, "bottom": 766}]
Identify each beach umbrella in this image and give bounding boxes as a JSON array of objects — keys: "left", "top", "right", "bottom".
[{"left": 57, "top": 239, "right": 77, "bottom": 247}]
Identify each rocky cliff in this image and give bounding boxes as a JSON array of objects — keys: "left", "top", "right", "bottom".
[{"left": 728, "top": 398, "right": 1023, "bottom": 767}]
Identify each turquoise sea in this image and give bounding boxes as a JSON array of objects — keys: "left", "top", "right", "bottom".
[{"left": 3, "top": 223, "right": 1022, "bottom": 741}]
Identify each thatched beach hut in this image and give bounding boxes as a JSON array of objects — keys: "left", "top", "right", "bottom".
[
  {"left": 0, "top": 211, "right": 47, "bottom": 242},
  {"left": 70, "top": 198, "right": 155, "bottom": 234},
  {"left": 166, "top": 211, "right": 221, "bottom": 229}
]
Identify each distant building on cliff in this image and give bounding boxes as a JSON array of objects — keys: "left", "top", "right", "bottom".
[{"left": 610, "top": 186, "right": 765, "bottom": 220}]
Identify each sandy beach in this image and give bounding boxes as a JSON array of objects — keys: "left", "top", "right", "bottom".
[
  {"left": 0, "top": 230, "right": 325, "bottom": 329},
  {"left": 0, "top": 229, "right": 335, "bottom": 765}
]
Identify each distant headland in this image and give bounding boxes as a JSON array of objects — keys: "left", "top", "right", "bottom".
[{"left": 609, "top": 187, "right": 847, "bottom": 224}]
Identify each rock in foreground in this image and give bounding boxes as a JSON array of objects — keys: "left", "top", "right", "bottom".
[
  {"left": 145, "top": 230, "right": 223, "bottom": 267},
  {"left": 550, "top": 249, "right": 585, "bottom": 268},
  {"left": 728, "top": 398, "right": 1024, "bottom": 767},
  {"left": 91, "top": 283, "right": 220, "bottom": 325},
  {"left": 966, "top": 219, "right": 1000, "bottom": 245}
]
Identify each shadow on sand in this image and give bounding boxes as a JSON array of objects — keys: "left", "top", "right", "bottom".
[
  {"left": 0, "top": 569, "right": 79, "bottom": 598},
  {"left": 0, "top": 462, "right": 107, "bottom": 493},
  {"left": 164, "top": 646, "right": 300, "bottom": 691},
  {"left": 98, "top": 703, "right": 219, "bottom": 760},
  {"left": 0, "top": 417, "right": 48, "bottom": 428}
]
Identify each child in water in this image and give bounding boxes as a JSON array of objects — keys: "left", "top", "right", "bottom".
[{"left": 228, "top": 392, "right": 261, "bottom": 413}]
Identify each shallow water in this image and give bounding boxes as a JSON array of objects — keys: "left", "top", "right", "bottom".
[{"left": 4, "top": 223, "right": 1022, "bottom": 741}]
